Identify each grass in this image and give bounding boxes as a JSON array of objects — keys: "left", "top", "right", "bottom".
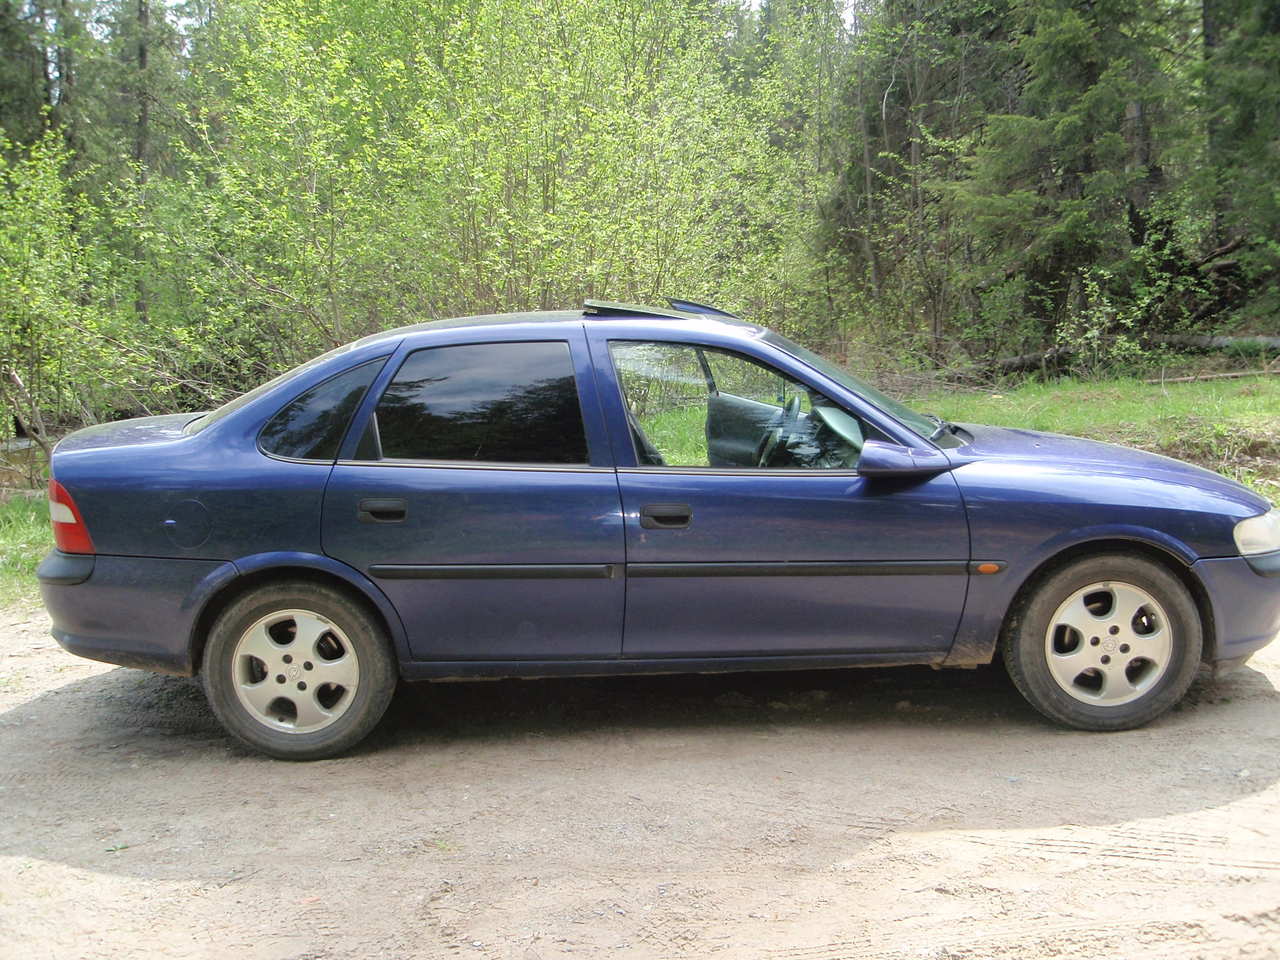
[
  {"left": 0, "top": 493, "right": 50, "bottom": 605},
  {"left": 909, "top": 374, "right": 1280, "bottom": 498},
  {"left": 640, "top": 403, "right": 710, "bottom": 466}
]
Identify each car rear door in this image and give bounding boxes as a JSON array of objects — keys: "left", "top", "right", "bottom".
[
  {"left": 590, "top": 332, "right": 970, "bottom": 660},
  {"left": 322, "top": 329, "right": 626, "bottom": 661}
]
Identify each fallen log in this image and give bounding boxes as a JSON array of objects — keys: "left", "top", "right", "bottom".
[
  {"left": 1152, "top": 334, "right": 1280, "bottom": 351},
  {"left": 941, "top": 334, "right": 1279, "bottom": 382},
  {"left": 1191, "top": 236, "right": 1246, "bottom": 269},
  {"left": 1143, "top": 369, "right": 1280, "bottom": 385}
]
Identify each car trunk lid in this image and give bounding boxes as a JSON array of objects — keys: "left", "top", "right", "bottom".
[{"left": 53, "top": 414, "right": 203, "bottom": 455}]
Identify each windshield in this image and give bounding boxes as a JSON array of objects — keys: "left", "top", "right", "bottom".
[
  {"left": 183, "top": 342, "right": 360, "bottom": 435},
  {"left": 763, "top": 332, "right": 960, "bottom": 446}
]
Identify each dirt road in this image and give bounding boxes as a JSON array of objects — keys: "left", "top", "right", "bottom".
[{"left": 2, "top": 603, "right": 1279, "bottom": 959}]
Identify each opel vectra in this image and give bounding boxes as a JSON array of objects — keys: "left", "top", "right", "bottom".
[{"left": 38, "top": 300, "right": 1280, "bottom": 758}]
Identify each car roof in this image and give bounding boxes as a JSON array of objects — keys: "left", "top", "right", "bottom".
[{"left": 349, "top": 301, "right": 764, "bottom": 350}]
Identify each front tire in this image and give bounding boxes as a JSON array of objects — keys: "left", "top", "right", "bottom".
[
  {"left": 1003, "top": 553, "right": 1202, "bottom": 731},
  {"left": 202, "top": 581, "right": 397, "bottom": 760}
]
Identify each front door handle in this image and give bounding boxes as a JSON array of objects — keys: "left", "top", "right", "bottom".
[
  {"left": 358, "top": 498, "right": 408, "bottom": 523},
  {"left": 640, "top": 503, "right": 692, "bottom": 530}
]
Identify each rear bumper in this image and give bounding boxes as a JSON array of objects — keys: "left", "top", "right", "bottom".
[
  {"left": 37, "top": 550, "right": 95, "bottom": 585},
  {"left": 39, "top": 550, "right": 234, "bottom": 676},
  {"left": 1193, "top": 555, "right": 1280, "bottom": 662}
]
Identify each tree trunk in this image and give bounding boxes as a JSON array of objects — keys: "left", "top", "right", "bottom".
[
  {"left": 54, "top": 0, "right": 80, "bottom": 155},
  {"left": 134, "top": 0, "right": 149, "bottom": 175},
  {"left": 1202, "top": 0, "right": 1225, "bottom": 244},
  {"left": 854, "top": 54, "right": 882, "bottom": 295},
  {"left": 133, "top": 0, "right": 150, "bottom": 324},
  {"left": 1124, "top": 97, "right": 1162, "bottom": 213}
]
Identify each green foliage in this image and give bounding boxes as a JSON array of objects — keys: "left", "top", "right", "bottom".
[
  {"left": 0, "top": 0, "right": 1277, "bottom": 465},
  {"left": 131, "top": 0, "right": 843, "bottom": 398},
  {"left": 0, "top": 494, "right": 50, "bottom": 604},
  {"left": 0, "top": 127, "right": 103, "bottom": 439}
]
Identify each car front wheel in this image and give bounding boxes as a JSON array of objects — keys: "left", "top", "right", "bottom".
[
  {"left": 1003, "top": 552, "right": 1203, "bottom": 731},
  {"left": 202, "top": 581, "right": 397, "bottom": 760}
]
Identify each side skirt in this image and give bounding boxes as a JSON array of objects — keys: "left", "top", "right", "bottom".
[{"left": 401, "top": 650, "right": 946, "bottom": 682}]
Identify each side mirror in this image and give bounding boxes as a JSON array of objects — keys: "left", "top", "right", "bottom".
[{"left": 857, "top": 439, "right": 953, "bottom": 478}]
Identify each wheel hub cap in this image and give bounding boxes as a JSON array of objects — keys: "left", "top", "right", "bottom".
[
  {"left": 1043, "top": 580, "right": 1173, "bottom": 707},
  {"left": 231, "top": 609, "right": 360, "bottom": 734}
]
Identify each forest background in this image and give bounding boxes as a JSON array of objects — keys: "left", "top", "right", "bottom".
[{"left": 1, "top": 0, "right": 1278, "bottom": 460}]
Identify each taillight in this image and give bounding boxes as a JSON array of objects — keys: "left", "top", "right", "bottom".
[{"left": 48, "top": 479, "right": 95, "bottom": 555}]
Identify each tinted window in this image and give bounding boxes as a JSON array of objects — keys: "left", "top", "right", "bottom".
[
  {"left": 259, "top": 359, "right": 385, "bottom": 461},
  {"left": 366, "top": 341, "right": 588, "bottom": 464},
  {"left": 186, "top": 340, "right": 367, "bottom": 436}
]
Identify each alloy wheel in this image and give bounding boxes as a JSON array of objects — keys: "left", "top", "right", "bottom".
[
  {"left": 1043, "top": 580, "right": 1173, "bottom": 706},
  {"left": 231, "top": 609, "right": 360, "bottom": 733}
]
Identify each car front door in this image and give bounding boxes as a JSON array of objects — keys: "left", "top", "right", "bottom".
[
  {"left": 322, "top": 331, "right": 625, "bottom": 661},
  {"left": 591, "top": 334, "right": 970, "bottom": 660}
]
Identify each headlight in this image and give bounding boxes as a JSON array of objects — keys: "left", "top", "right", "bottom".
[{"left": 1234, "top": 508, "right": 1280, "bottom": 556}]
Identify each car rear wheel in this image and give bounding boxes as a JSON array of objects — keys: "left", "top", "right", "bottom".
[
  {"left": 202, "top": 581, "right": 396, "bottom": 760},
  {"left": 1002, "top": 553, "right": 1202, "bottom": 731}
]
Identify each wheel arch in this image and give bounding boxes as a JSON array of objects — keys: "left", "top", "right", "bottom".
[
  {"left": 998, "top": 537, "right": 1217, "bottom": 663},
  {"left": 187, "top": 553, "right": 409, "bottom": 676}
]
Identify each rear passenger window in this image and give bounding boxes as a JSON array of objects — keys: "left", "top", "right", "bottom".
[
  {"left": 259, "top": 358, "right": 385, "bottom": 461},
  {"left": 361, "top": 341, "right": 588, "bottom": 464}
]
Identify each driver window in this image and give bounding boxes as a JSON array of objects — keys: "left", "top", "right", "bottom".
[
  {"left": 609, "top": 341, "right": 873, "bottom": 469},
  {"left": 704, "top": 350, "right": 811, "bottom": 413}
]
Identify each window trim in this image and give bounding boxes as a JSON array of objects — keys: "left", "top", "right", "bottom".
[
  {"left": 352, "top": 338, "right": 594, "bottom": 468},
  {"left": 335, "top": 458, "right": 613, "bottom": 473},
  {"left": 616, "top": 466, "right": 863, "bottom": 477}
]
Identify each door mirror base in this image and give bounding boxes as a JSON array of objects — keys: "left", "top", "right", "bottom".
[{"left": 857, "top": 439, "right": 953, "bottom": 478}]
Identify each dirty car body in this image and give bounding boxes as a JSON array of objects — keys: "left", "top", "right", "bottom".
[{"left": 38, "top": 301, "right": 1280, "bottom": 758}]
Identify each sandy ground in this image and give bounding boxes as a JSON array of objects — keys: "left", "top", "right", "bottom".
[{"left": 1, "top": 604, "right": 1279, "bottom": 960}]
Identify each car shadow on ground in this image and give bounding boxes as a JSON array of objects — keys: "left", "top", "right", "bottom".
[
  {"left": 2, "top": 657, "right": 1277, "bottom": 883},
  {"left": 3, "top": 654, "right": 1275, "bottom": 755}
]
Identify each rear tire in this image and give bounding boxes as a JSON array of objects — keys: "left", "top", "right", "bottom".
[
  {"left": 1002, "top": 552, "right": 1202, "bottom": 731},
  {"left": 202, "top": 581, "right": 397, "bottom": 760}
]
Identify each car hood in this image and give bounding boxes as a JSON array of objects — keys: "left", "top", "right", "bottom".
[{"left": 950, "top": 422, "right": 1271, "bottom": 514}]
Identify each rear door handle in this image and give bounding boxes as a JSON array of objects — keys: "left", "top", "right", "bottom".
[
  {"left": 640, "top": 503, "right": 692, "bottom": 530},
  {"left": 358, "top": 498, "right": 408, "bottom": 523}
]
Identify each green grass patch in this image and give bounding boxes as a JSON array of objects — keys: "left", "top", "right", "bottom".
[
  {"left": 909, "top": 375, "right": 1280, "bottom": 498},
  {"left": 640, "top": 403, "right": 710, "bottom": 466},
  {"left": 0, "top": 493, "right": 50, "bottom": 605}
]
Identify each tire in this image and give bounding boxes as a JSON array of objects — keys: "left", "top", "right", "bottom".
[
  {"left": 1002, "top": 552, "right": 1202, "bottom": 731},
  {"left": 202, "top": 580, "right": 397, "bottom": 760}
]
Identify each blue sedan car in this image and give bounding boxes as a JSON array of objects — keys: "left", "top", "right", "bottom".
[{"left": 39, "top": 300, "right": 1280, "bottom": 759}]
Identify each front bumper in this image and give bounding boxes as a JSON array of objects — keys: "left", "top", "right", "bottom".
[
  {"left": 1193, "top": 555, "right": 1280, "bottom": 661},
  {"left": 1244, "top": 548, "right": 1280, "bottom": 578},
  {"left": 39, "top": 550, "right": 234, "bottom": 676}
]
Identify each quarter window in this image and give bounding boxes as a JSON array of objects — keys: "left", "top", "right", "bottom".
[
  {"left": 259, "top": 358, "right": 385, "bottom": 461},
  {"left": 360, "top": 341, "right": 589, "bottom": 464}
]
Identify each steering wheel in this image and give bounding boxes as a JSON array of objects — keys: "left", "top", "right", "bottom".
[{"left": 755, "top": 396, "right": 802, "bottom": 467}]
